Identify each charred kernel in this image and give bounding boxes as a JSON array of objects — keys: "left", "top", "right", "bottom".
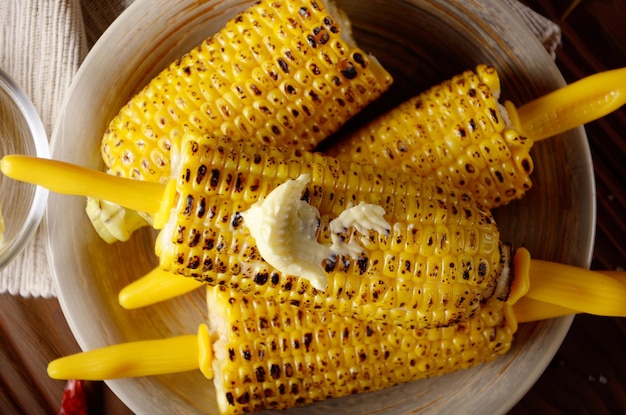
[
  {"left": 270, "top": 273, "right": 280, "bottom": 285},
  {"left": 196, "top": 164, "right": 207, "bottom": 184},
  {"left": 236, "top": 392, "right": 250, "bottom": 404},
  {"left": 184, "top": 194, "right": 194, "bottom": 216},
  {"left": 189, "top": 230, "right": 201, "bottom": 247},
  {"left": 197, "top": 197, "right": 206, "bottom": 218},
  {"left": 277, "top": 58, "right": 289, "bottom": 74},
  {"left": 340, "top": 62, "right": 357, "bottom": 79},
  {"left": 210, "top": 169, "right": 220, "bottom": 187},
  {"left": 357, "top": 256, "right": 368, "bottom": 274},
  {"left": 352, "top": 52, "right": 366, "bottom": 68},
  {"left": 255, "top": 366, "right": 266, "bottom": 382},
  {"left": 268, "top": 364, "right": 281, "bottom": 380},
  {"left": 306, "top": 34, "right": 317, "bottom": 48},
  {"left": 303, "top": 332, "right": 313, "bottom": 351},
  {"left": 188, "top": 256, "right": 200, "bottom": 269},
  {"left": 231, "top": 212, "right": 243, "bottom": 228},
  {"left": 254, "top": 272, "right": 269, "bottom": 285}
]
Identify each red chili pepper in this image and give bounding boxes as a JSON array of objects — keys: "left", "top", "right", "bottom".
[{"left": 58, "top": 379, "right": 88, "bottom": 415}]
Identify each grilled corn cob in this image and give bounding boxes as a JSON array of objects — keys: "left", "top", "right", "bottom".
[
  {"left": 92, "top": 0, "right": 393, "bottom": 242},
  {"left": 1, "top": 133, "right": 506, "bottom": 329},
  {"left": 48, "top": 285, "right": 516, "bottom": 415},
  {"left": 119, "top": 247, "right": 626, "bottom": 323},
  {"left": 326, "top": 64, "right": 531, "bottom": 208},
  {"left": 326, "top": 65, "right": 626, "bottom": 209},
  {"left": 44, "top": 247, "right": 626, "bottom": 414}
]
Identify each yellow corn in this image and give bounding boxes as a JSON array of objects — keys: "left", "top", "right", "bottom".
[
  {"left": 48, "top": 285, "right": 516, "bottom": 415},
  {"left": 326, "top": 64, "right": 533, "bottom": 208},
  {"left": 203, "top": 285, "right": 515, "bottom": 414},
  {"left": 155, "top": 133, "right": 505, "bottom": 328},
  {"left": 101, "top": 0, "right": 392, "bottom": 183},
  {"left": 44, "top": 250, "right": 626, "bottom": 414},
  {"left": 93, "top": 0, "right": 392, "bottom": 243},
  {"left": 0, "top": 133, "right": 505, "bottom": 329}
]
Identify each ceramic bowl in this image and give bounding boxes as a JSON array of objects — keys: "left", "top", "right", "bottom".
[
  {"left": 48, "top": 0, "right": 595, "bottom": 414},
  {"left": 0, "top": 68, "right": 49, "bottom": 271}
]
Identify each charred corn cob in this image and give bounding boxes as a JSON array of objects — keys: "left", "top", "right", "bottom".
[
  {"left": 92, "top": 0, "right": 392, "bottom": 242},
  {"left": 45, "top": 247, "right": 626, "bottom": 414},
  {"left": 102, "top": 0, "right": 391, "bottom": 181},
  {"left": 1, "top": 133, "right": 506, "bottom": 329},
  {"left": 48, "top": 285, "right": 516, "bottom": 415},
  {"left": 326, "top": 64, "right": 531, "bottom": 208},
  {"left": 326, "top": 65, "right": 626, "bottom": 208},
  {"left": 120, "top": 246, "right": 626, "bottom": 323}
]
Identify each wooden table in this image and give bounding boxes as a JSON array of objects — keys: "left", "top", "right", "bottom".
[{"left": 1, "top": 1, "right": 624, "bottom": 413}]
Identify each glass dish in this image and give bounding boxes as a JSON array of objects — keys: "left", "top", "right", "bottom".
[{"left": 0, "top": 67, "right": 49, "bottom": 271}]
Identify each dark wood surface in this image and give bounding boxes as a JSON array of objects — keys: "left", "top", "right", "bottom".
[{"left": 1, "top": 1, "right": 624, "bottom": 414}]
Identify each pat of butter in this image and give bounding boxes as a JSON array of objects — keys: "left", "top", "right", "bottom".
[{"left": 241, "top": 174, "right": 390, "bottom": 291}]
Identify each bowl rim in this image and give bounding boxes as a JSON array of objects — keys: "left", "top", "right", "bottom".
[
  {"left": 0, "top": 67, "right": 49, "bottom": 270},
  {"left": 47, "top": 0, "right": 595, "bottom": 414}
]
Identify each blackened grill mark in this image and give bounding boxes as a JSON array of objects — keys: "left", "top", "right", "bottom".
[
  {"left": 254, "top": 272, "right": 269, "bottom": 285},
  {"left": 270, "top": 364, "right": 281, "bottom": 379},
  {"left": 340, "top": 63, "right": 357, "bottom": 79},
  {"left": 186, "top": 255, "right": 199, "bottom": 269},
  {"left": 469, "top": 118, "right": 477, "bottom": 131},
  {"left": 478, "top": 261, "right": 488, "bottom": 278},
  {"left": 236, "top": 392, "right": 250, "bottom": 404},
  {"left": 353, "top": 52, "right": 366, "bottom": 68},
  {"left": 255, "top": 366, "right": 266, "bottom": 382},
  {"left": 210, "top": 169, "right": 220, "bottom": 187},
  {"left": 189, "top": 230, "right": 201, "bottom": 247},
  {"left": 303, "top": 332, "right": 313, "bottom": 351},
  {"left": 184, "top": 195, "right": 194, "bottom": 216},
  {"left": 235, "top": 173, "right": 245, "bottom": 192},
  {"left": 277, "top": 58, "right": 289, "bottom": 74},
  {"left": 307, "top": 34, "right": 317, "bottom": 48},
  {"left": 308, "top": 90, "right": 321, "bottom": 103},
  {"left": 197, "top": 197, "right": 206, "bottom": 218},
  {"left": 284, "top": 84, "right": 296, "bottom": 95},
  {"left": 231, "top": 212, "right": 243, "bottom": 228},
  {"left": 489, "top": 108, "right": 499, "bottom": 123},
  {"left": 196, "top": 165, "right": 207, "bottom": 184},
  {"left": 357, "top": 256, "right": 368, "bottom": 274}
]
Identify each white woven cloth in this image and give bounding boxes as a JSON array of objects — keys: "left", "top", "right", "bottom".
[{"left": 0, "top": 0, "right": 560, "bottom": 298}]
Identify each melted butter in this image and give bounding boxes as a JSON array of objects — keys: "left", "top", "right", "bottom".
[{"left": 241, "top": 174, "right": 390, "bottom": 291}]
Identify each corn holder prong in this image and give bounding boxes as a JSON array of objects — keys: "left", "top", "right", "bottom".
[{"left": 513, "top": 67, "right": 626, "bottom": 141}]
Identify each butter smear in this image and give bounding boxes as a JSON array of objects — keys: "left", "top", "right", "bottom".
[{"left": 241, "top": 174, "right": 390, "bottom": 291}]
